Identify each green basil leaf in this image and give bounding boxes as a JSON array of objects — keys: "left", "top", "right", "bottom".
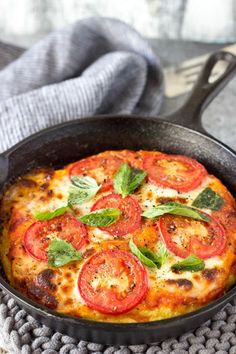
[
  {"left": 157, "top": 242, "right": 169, "bottom": 266},
  {"left": 35, "top": 206, "right": 68, "bottom": 221},
  {"left": 71, "top": 175, "right": 99, "bottom": 190},
  {"left": 113, "top": 163, "right": 131, "bottom": 197},
  {"left": 68, "top": 186, "right": 91, "bottom": 206},
  {"left": 114, "top": 163, "right": 146, "bottom": 198},
  {"left": 192, "top": 187, "right": 224, "bottom": 210},
  {"left": 127, "top": 168, "right": 147, "bottom": 195},
  {"left": 139, "top": 242, "right": 169, "bottom": 268},
  {"left": 68, "top": 176, "right": 101, "bottom": 206},
  {"left": 47, "top": 239, "right": 82, "bottom": 267},
  {"left": 171, "top": 255, "right": 205, "bottom": 273},
  {"left": 142, "top": 202, "right": 210, "bottom": 222},
  {"left": 129, "top": 239, "right": 157, "bottom": 268},
  {"left": 79, "top": 208, "right": 120, "bottom": 227}
]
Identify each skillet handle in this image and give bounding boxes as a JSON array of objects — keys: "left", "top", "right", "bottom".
[{"left": 163, "top": 51, "right": 236, "bottom": 135}]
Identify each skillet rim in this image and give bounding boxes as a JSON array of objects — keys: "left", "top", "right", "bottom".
[
  {"left": 1, "top": 113, "right": 236, "bottom": 331},
  {"left": 3, "top": 113, "right": 236, "bottom": 160}
]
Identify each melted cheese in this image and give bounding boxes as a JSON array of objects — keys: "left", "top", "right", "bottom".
[
  {"left": 0, "top": 150, "right": 236, "bottom": 323},
  {"left": 139, "top": 176, "right": 212, "bottom": 212}
]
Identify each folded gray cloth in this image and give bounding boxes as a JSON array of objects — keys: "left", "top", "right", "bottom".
[{"left": 0, "top": 17, "right": 164, "bottom": 153}]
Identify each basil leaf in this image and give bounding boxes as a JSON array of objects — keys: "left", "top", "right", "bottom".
[
  {"left": 142, "top": 202, "right": 210, "bottom": 222},
  {"left": 171, "top": 255, "right": 205, "bottom": 273},
  {"left": 47, "top": 239, "right": 82, "bottom": 267},
  {"left": 35, "top": 206, "right": 68, "bottom": 221},
  {"left": 113, "top": 163, "right": 131, "bottom": 197},
  {"left": 71, "top": 175, "right": 99, "bottom": 190},
  {"left": 114, "top": 163, "right": 146, "bottom": 197},
  {"left": 127, "top": 168, "right": 147, "bottom": 195},
  {"left": 192, "top": 187, "right": 224, "bottom": 210},
  {"left": 129, "top": 239, "right": 157, "bottom": 268},
  {"left": 68, "top": 186, "right": 91, "bottom": 206},
  {"left": 79, "top": 208, "right": 120, "bottom": 227},
  {"left": 139, "top": 242, "right": 169, "bottom": 268},
  {"left": 68, "top": 176, "right": 101, "bottom": 206}
]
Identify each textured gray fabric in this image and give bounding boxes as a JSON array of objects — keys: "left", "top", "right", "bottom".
[
  {"left": 1, "top": 290, "right": 236, "bottom": 354},
  {"left": 0, "top": 16, "right": 235, "bottom": 354},
  {"left": 0, "top": 17, "right": 163, "bottom": 153}
]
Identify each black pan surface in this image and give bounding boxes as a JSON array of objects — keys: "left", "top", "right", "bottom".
[{"left": 0, "top": 51, "right": 236, "bottom": 344}]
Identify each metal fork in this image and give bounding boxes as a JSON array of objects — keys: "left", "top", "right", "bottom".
[{"left": 164, "top": 43, "right": 236, "bottom": 97}]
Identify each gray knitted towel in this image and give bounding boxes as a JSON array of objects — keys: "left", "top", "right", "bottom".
[
  {"left": 0, "top": 16, "right": 236, "bottom": 354},
  {"left": 0, "top": 17, "right": 163, "bottom": 153}
]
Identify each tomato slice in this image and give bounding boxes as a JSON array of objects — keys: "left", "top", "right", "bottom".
[
  {"left": 112, "top": 150, "right": 142, "bottom": 169},
  {"left": 68, "top": 151, "right": 141, "bottom": 193},
  {"left": 24, "top": 214, "right": 88, "bottom": 261},
  {"left": 143, "top": 153, "right": 207, "bottom": 192},
  {"left": 91, "top": 193, "right": 141, "bottom": 237},
  {"left": 69, "top": 155, "right": 122, "bottom": 192},
  {"left": 78, "top": 250, "right": 148, "bottom": 314},
  {"left": 159, "top": 212, "right": 227, "bottom": 259}
]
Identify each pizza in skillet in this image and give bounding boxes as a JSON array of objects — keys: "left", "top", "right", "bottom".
[{"left": 1, "top": 150, "right": 236, "bottom": 323}]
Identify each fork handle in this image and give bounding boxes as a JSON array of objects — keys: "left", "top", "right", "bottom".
[{"left": 163, "top": 51, "right": 236, "bottom": 135}]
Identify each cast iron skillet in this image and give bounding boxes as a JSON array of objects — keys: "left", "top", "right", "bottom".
[{"left": 0, "top": 51, "right": 236, "bottom": 345}]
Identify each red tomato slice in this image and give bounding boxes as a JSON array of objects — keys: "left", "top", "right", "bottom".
[
  {"left": 78, "top": 250, "right": 148, "bottom": 314},
  {"left": 24, "top": 221, "right": 49, "bottom": 261},
  {"left": 159, "top": 212, "right": 227, "bottom": 259},
  {"left": 69, "top": 155, "right": 123, "bottom": 192},
  {"left": 112, "top": 150, "right": 142, "bottom": 169},
  {"left": 24, "top": 214, "right": 88, "bottom": 261},
  {"left": 143, "top": 153, "right": 207, "bottom": 192},
  {"left": 68, "top": 151, "right": 140, "bottom": 193},
  {"left": 91, "top": 193, "right": 141, "bottom": 237}
]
